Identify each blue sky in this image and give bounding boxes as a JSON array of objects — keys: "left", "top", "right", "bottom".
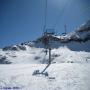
[{"left": 0, "top": 0, "right": 90, "bottom": 47}]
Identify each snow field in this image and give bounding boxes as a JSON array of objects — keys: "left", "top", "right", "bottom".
[{"left": 0, "top": 64, "right": 90, "bottom": 90}]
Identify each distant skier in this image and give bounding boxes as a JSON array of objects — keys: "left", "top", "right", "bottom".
[{"left": 45, "top": 49, "right": 48, "bottom": 55}]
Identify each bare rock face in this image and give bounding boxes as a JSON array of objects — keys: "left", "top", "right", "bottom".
[
  {"left": 3, "top": 45, "right": 26, "bottom": 51},
  {"left": 3, "top": 45, "right": 19, "bottom": 51},
  {"left": 0, "top": 55, "right": 11, "bottom": 64}
]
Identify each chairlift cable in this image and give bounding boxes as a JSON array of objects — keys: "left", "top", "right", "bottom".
[
  {"left": 53, "top": 1, "right": 90, "bottom": 30},
  {"left": 52, "top": 0, "right": 70, "bottom": 29},
  {"left": 43, "top": 0, "right": 47, "bottom": 33},
  {"left": 76, "top": 6, "right": 90, "bottom": 20}
]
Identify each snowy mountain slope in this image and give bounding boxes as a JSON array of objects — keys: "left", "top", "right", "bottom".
[
  {"left": 0, "top": 64, "right": 90, "bottom": 90},
  {"left": 64, "top": 20, "right": 90, "bottom": 41},
  {"left": 0, "top": 46, "right": 90, "bottom": 64},
  {"left": 36, "top": 20, "right": 90, "bottom": 51},
  {"left": 0, "top": 20, "right": 90, "bottom": 64}
]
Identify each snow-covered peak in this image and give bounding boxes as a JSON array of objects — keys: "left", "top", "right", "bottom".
[
  {"left": 76, "top": 20, "right": 90, "bottom": 32},
  {"left": 1, "top": 20, "right": 90, "bottom": 52},
  {"left": 56, "top": 20, "right": 90, "bottom": 42}
]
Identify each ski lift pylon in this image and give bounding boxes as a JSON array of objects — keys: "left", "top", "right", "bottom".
[{"left": 32, "top": 0, "right": 55, "bottom": 78}]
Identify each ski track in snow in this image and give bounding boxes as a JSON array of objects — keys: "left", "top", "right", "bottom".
[{"left": 0, "top": 64, "right": 90, "bottom": 90}]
